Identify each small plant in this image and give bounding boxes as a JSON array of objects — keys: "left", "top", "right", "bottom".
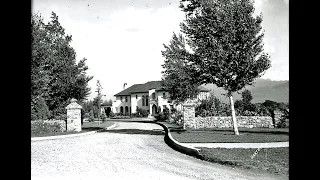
[
  {"left": 101, "top": 113, "right": 107, "bottom": 122},
  {"left": 109, "top": 111, "right": 115, "bottom": 118}
]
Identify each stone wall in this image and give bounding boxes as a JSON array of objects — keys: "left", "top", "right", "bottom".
[{"left": 186, "top": 116, "right": 274, "bottom": 129}]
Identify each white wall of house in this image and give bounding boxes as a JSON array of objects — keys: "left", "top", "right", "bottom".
[
  {"left": 156, "top": 90, "right": 171, "bottom": 111},
  {"left": 112, "top": 96, "right": 131, "bottom": 114},
  {"left": 131, "top": 93, "right": 149, "bottom": 113},
  {"left": 111, "top": 90, "right": 210, "bottom": 115}
]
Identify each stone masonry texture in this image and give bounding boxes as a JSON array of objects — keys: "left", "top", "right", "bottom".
[
  {"left": 66, "top": 99, "right": 82, "bottom": 132},
  {"left": 182, "top": 103, "right": 280, "bottom": 129}
]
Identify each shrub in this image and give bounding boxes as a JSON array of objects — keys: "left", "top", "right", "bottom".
[
  {"left": 88, "top": 116, "right": 95, "bottom": 122},
  {"left": 171, "top": 111, "right": 183, "bottom": 124},
  {"left": 242, "top": 110, "right": 259, "bottom": 116},
  {"left": 110, "top": 115, "right": 131, "bottom": 119},
  {"left": 101, "top": 113, "right": 107, "bottom": 122},
  {"left": 109, "top": 111, "right": 115, "bottom": 118},
  {"left": 137, "top": 108, "right": 148, "bottom": 117},
  {"left": 195, "top": 94, "right": 231, "bottom": 117},
  {"left": 54, "top": 113, "right": 67, "bottom": 121},
  {"left": 83, "top": 113, "right": 90, "bottom": 119},
  {"left": 131, "top": 113, "right": 143, "bottom": 118},
  {"left": 31, "top": 120, "right": 64, "bottom": 135},
  {"left": 154, "top": 112, "right": 166, "bottom": 121},
  {"left": 277, "top": 107, "right": 289, "bottom": 128}
]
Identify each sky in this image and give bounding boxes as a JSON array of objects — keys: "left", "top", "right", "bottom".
[{"left": 32, "top": 0, "right": 289, "bottom": 101}]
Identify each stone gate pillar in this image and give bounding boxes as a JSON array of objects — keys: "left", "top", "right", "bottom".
[
  {"left": 65, "top": 98, "right": 82, "bottom": 132},
  {"left": 182, "top": 99, "right": 197, "bottom": 129}
]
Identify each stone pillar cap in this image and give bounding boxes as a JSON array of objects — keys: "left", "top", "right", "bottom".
[{"left": 66, "top": 99, "right": 82, "bottom": 109}]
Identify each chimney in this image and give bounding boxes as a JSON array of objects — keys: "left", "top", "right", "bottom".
[{"left": 123, "top": 83, "right": 127, "bottom": 90}]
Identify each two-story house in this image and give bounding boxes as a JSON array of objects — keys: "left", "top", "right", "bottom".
[{"left": 112, "top": 81, "right": 210, "bottom": 116}]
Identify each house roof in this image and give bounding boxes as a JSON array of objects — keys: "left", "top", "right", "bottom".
[{"left": 114, "top": 81, "right": 211, "bottom": 96}]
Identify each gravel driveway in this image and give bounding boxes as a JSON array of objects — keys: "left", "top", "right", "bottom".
[{"left": 31, "top": 121, "right": 288, "bottom": 180}]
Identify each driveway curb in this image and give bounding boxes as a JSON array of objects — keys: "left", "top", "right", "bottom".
[
  {"left": 154, "top": 122, "right": 203, "bottom": 159},
  {"left": 31, "top": 131, "right": 97, "bottom": 141},
  {"left": 31, "top": 122, "right": 117, "bottom": 142},
  {"left": 105, "top": 123, "right": 117, "bottom": 130}
]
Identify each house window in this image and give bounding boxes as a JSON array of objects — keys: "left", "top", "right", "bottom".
[
  {"left": 152, "top": 93, "right": 155, "bottom": 100},
  {"left": 142, "top": 95, "right": 145, "bottom": 106},
  {"left": 163, "top": 93, "right": 165, "bottom": 97},
  {"left": 136, "top": 95, "right": 138, "bottom": 99},
  {"left": 125, "top": 96, "right": 128, "bottom": 102},
  {"left": 146, "top": 95, "right": 149, "bottom": 106},
  {"left": 120, "top": 97, "right": 123, "bottom": 102}
]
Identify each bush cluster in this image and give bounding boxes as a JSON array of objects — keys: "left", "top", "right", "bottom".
[
  {"left": 110, "top": 115, "right": 131, "bottom": 119},
  {"left": 31, "top": 120, "right": 64, "bottom": 135},
  {"left": 195, "top": 95, "right": 231, "bottom": 117},
  {"left": 170, "top": 110, "right": 183, "bottom": 125},
  {"left": 154, "top": 107, "right": 170, "bottom": 121},
  {"left": 136, "top": 108, "right": 149, "bottom": 117}
]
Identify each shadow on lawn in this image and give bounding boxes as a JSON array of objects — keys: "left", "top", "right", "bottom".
[
  {"left": 82, "top": 127, "right": 105, "bottom": 131},
  {"left": 101, "top": 129, "right": 165, "bottom": 135}
]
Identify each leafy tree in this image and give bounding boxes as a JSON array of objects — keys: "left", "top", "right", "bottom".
[
  {"left": 31, "top": 12, "right": 93, "bottom": 119},
  {"left": 161, "top": 33, "right": 200, "bottom": 104},
  {"left": 242, "top": 89, "right": 253, "bottom": 104},
  {"left": 94, "top": 80, "right": 104, "bottom": 122},
  {"left": 163, "top": 0, "right": 271, "bottom": 135}
]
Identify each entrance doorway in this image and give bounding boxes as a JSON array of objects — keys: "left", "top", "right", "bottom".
[{"left": 152, "top": 104, "right": 157, "bottom": 116}]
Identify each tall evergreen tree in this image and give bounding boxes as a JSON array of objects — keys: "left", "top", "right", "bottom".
[{"left": 31, "top": 12, "right": 93, "bottom": 119}]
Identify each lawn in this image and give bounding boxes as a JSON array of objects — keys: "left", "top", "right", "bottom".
[
  {"left": 31, "top": 121, "right": 115, "bottom": 137},
  {"left": 163, "top": 121, "right": 289, "bottom": 143},
  {"left": 198, "top": 147, "right": 289, "bottom": 176},
  {"left": 170, "top": 130, "right": 289, "bottom": 143}
]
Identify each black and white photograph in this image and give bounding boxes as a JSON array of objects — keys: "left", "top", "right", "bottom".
[{"left": 31, "top": 0, "right": 289, "bottom": 179}]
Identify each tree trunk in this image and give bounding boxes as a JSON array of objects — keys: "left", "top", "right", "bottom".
[{"left": 229, "top": 95, "right": 239, "bottom": 135}]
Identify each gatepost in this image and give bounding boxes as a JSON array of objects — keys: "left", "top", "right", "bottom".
[
  {"left": 65, "top": 98, "right": 82, "bottom": 132},
  {"left": 182, "top": 99, "right": 197, "bottom": 129}
]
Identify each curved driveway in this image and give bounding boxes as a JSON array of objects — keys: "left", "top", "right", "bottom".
[{"left": 31, "top": 121, "right": 288, "bottom": 180}]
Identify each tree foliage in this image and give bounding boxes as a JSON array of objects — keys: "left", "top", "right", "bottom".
[
  {"left": 31, "top": 12, "right": 93, "bottom": 119},
  {"left": 195, "top": 92, "right": 231, "bottom": 117},
  {"left": 178, "top": 0, "right": 271, "bottom": 93},
  {"left": 162, "top": 0, "right": 271, "bottom": 135},
  {"left": 234, "top": 89, "right": 256, "bottom": 115},
  {"left": 161, "top": 33, "right": 200, "bottom": 104}
]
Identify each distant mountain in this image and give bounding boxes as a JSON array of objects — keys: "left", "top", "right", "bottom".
[{"left": 202, "top": 78, "right": 289, "bottom": 103}]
